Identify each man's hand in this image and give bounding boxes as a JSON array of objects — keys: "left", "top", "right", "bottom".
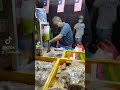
[{"left": 49, "top": 34, "right": 63, "bottom": 43}]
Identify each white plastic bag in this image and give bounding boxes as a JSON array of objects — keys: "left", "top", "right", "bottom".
[{"left": 93, "top": 48, "right": 113, "bottom": 60}]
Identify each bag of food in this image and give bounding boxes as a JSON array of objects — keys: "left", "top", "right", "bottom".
[{"left": 74, "top": 44, "right": 85, "bottom": 52}]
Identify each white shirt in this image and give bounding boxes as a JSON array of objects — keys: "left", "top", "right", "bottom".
[
  {"left": 94, "top": 0, "right": 119, "bottom": 29},
  {"left": 74, "top": 22, "right": 85, "bottom": 38},
  {"left": 97, "top": 7, "right": 117, "bottom": 29}
]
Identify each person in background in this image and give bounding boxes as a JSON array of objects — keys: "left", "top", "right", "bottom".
[
  {"left": 73, "top": 15, "right": 85, "bottom": 44},
  {"left": 49, "top": 16, "right": 73, "bottom": 47},
  {"left": 93, "top": 0, "right": 119, "bottom": 42}
]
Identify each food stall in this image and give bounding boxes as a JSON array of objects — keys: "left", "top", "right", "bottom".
[
  {"left": 34, "top": 0, "right": 86, "bottom": 90},
  {"left": 0, "top": 0, "right": 120, "bottom": 90}
]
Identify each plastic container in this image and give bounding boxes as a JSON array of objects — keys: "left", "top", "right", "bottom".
[
  {"left": 62, "top": 50, "right": 85, "bottom": 60},
  {"left": 35, "top": 56, "right": 59, "bottom": 90},
  {"left": 43, "top": 59, "right": 85, "bottom": 90}
]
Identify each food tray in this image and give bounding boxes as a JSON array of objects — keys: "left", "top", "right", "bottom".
[
  {"left": 62, "top": 50, "right": 85, "bottom": 60},
  {"left": 43, "top": 58, "right": 85, "bottom": 90},
  {"left": 35, "top": 56, "right": 59, "bottom": 90}
]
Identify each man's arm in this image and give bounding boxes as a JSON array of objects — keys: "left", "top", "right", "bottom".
[{"left": 49, "top": 34, "right": 63, "bottom": 43}]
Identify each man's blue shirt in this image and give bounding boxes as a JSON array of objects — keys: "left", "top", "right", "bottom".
[{"left": 59, "top": 22, "right": 73, "bottom": 46}]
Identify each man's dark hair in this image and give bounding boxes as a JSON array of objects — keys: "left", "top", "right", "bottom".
[{"left": 36, "top": 0, "right": 44, "bottom": 8}]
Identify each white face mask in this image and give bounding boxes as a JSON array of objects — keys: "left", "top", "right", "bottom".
[{"left": 78, "top": 19, "right": 82, "bottom": 23}]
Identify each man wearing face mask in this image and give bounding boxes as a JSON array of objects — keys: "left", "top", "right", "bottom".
[
  {"left": 49, "top": 16, "right": 73, "bottom": 47},
  {"left": 73, "top": 15, "right": 85, "bottom": 44}
]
